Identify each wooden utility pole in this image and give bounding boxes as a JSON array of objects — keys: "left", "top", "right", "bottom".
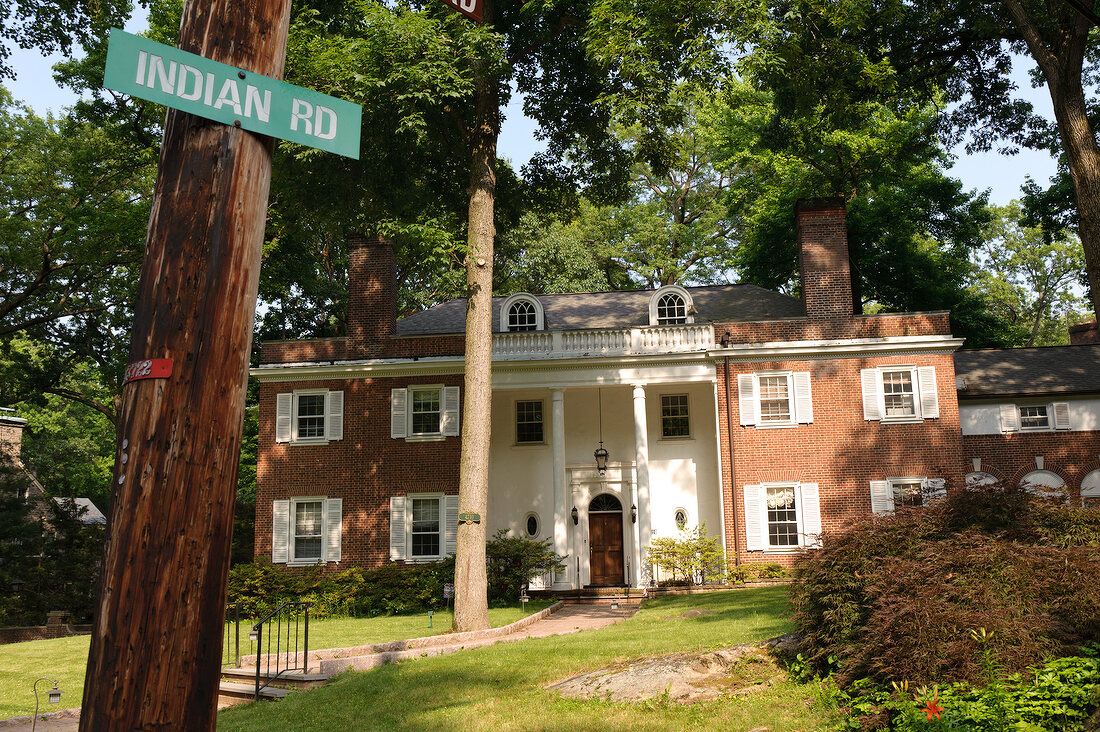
[{"left": 80, "top": 1, "right": 290, "bottom": 728}]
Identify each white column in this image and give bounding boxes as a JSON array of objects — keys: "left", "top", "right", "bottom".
[
  {"left": 551, "top": 389, "right": 570, "bottom": 589},
  {"left": 632, "top": 384, "right": 652, "bottom": 587}
]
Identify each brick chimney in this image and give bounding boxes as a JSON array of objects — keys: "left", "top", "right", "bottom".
[
  {"left": 0, "top": 408, "right": 26, "bottom": 462},
  {"left": 1069, "top": 321, "right": 1099, "bottom": 345},
  {"left": 346, "top": 234, "right": 397, "bottom": 357},
  {"left": 796, "top": 198, "right": 857, "bottom": 318}
]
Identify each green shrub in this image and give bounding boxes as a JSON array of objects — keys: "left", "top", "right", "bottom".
[
  {"left": 226, "top": 559, "right": 455, "bottom": 619},
  {"left": 646, "top": 522, "right": 725, "bottom": 585},
  {"left": 791, "top": 486, "right": 1100, "bottom": 687},
  {"left": 485, "top": 530, "right": 565, "bottom": 604},
  {"left": 727, "top": 560, "right": 789, "bottom": 584},
  {"left": 833, "top": 646, "right": 1100, "bottom": 731}
]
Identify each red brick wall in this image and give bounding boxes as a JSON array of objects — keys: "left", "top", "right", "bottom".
[
  {"left": 716, "top": 351, "right": 963, "bottom": 566},
  {"left": 255, "top": 375, "right": 463, "bottom": 568},
  {"left": 720, "top": 311, "right": 951, "bottom": 344},
  {"left": 961, "top": 431, "right": 1100, "bottom": 502},
  {"left": 797, "top": 198, "right": 857, "bottom": 318},
  {"left": 1070, "top": 322, "right": 1098, "bottom": 345},
  {"left": 260, "top": 334, "right": 466, "bottom": 364},
  {"left": 346, "top": 235, "right": 396, "bottom": 357}
]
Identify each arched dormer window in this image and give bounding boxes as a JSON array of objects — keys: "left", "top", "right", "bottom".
[
  {"left": 648, "top": 286, "right": 694, "bottom": 326},
  {"left": 500, "top": 293, "right": 545, "bottom": 332}
]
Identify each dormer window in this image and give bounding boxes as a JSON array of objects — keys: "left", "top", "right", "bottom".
[
  {"left": 500, "top": 294, "right": 545, "bottom": 332},
  {"left": 648, "top": 286, "right": 695, "bottom": 326}
]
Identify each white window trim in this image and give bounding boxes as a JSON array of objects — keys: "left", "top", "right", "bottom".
[
  {"left": 500, "top": 293, "right": 545, "bottom": 332},
  {"left": 276, "top": 389, "right": 344, "bottom": 444},
  {"left": 523, "top": 511, "right": 541, "bottom": 538},
  {"left": 862, "top": 366, "right": 938, "bottom": 424},
  {"left": 272, "top": 496, "right": 342, "bottom": 566},
  {"left": 1017, "top": 404, "right": 1052, "bottom": 432},
  {"left": 390, "top": 493, "right": 459, "bottom": 563},
  {"left": 659, "top": 393, "right": 693, "bottom": 439},
  {"left": 870, "top": 476, "right": 946, "bottom": 514},
  {"left": 514, "top": 399, "right": 546, "bottom": 445},
  {"left": 648, "top": 285, "right": 695, "bottom": 326},
  {"left": 1003, "top": 402, "right": 1071, "bottom": 433},
  {"left": 744, "top": 481, "right": 822, "bottom": 551},
  {"left": 392, "top": 385, "right": 460, "bottom": 441},
  {"left": 739, "top": 371, "right": 813, "bottom": 428}
]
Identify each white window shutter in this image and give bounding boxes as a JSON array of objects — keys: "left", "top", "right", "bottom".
[
  {"left": 869, "top": 480, "right": 893, "bottom": 514},
  {"left": 1053, "top": 402, "right": 1071, "bottom": 430},
  {"left": 276, "top": 393, "right": 293, "bottom": 443},
  {"left": 389, "top": 496, "right": 407, "bottom": 560},
  {"left": 743, "top": 485, "right": 763, "bottom": 551},
  {"left": 325, "top": 498, "right": 342, "bottom": 562},
  {"left": 738, "top": 374, "right": 757, "bottom": 426},
  {"left": 794, "top": 372, "right": 813, "bottom": 424},
  {"left": 391, "top": 389, "right": 408, "bottom": 439},
  {"left": 921, "top": 478, "right": 947, "bottom": 503},
  {"left": 999, "top": 404, "right": 1020, "bottom": 432},
  {"left": 442, "top": 387, "right": 461, "bottom": 437},
  {"left": 861, "top": 369, "right": 881, "bottom": 421},
  {"left": 917, "top": 367, "right": 939, "bottom": 419},
  {"left": 272, "top": 500, "right": 290, "bottom": 563},
  {"left": 326, "top": 391, "right": 344, "bottom": 441},
  {"left": 799, "top": 482, "right": 822, "bottom": 549},
  {"left": 444, "top": 495, "right": 459, "bottom": 556}
]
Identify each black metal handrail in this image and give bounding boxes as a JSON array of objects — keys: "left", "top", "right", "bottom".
[
  {"left": 224, "top": 602, "right": 241, "bottom": 668},
  {"left": 251, "top": 601, "right": 311, "bottom": 699}
]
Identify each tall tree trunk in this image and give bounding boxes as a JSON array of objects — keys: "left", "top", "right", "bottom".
[
  {"left": 79, "top": 1, "right": 289, "bottom": 727},
  {"left": 453, "top": 7, "right": 499, "bottom": 633},
  {"left": 1002, "top": 0, "right": 1100, "bottom": 323},
  {"left": 1048, "top": 80, "right": 1100, "bottom": 324}
]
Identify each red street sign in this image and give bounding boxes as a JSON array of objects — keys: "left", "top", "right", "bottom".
[
  {"left": 123, "top": 358, "right": 174, "bottom": 385},
  {"left": 441, "top": 0, "right": 481, "bottom": 22}
]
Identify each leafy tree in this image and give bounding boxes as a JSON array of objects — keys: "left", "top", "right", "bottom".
[
  {"left": 0, "top": 0, "right": 133, "bottom": 79},
  {"left": 732, "top": 0, "right": 1100, "bottom": 325},
  {"left": 646, "top": 522, "right": 725, "bottom": 586},
  {"left": 976, "top": 202, "right": 1088, "bottom": 345},
  {"left": 494, "top": 212, "right": 613, "bottom": 294}
]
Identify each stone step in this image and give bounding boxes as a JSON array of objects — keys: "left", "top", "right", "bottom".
[
  {"left": 217, "top": 681, "right": 294, "bottom": 702},
  {"left": 220, "top": 666, "right": 331, "bottom": 690}
]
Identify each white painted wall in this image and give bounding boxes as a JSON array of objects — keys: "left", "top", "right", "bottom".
[
  {"left": 486, "top": 381, "right": 720, "bottom": 587},
  {"left": 960, "top": 397, "right": 1100, "bottom": 435}
]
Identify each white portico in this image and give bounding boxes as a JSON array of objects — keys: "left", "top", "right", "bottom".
[{"left": 486, "top": 324, "right": 725, "bottom": 590}]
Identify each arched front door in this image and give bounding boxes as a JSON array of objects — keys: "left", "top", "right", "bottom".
[{"left": 588, "top": 493, "right": 624, "bottom": 586}]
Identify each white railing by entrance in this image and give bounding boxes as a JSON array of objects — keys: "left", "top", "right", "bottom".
[{"left": 493, "top": 325, "right": 714, "bottom": 359}]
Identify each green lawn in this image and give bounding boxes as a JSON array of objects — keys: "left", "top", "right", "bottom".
[
  {"left": 0, "top": 603, "right": 550, "bottom": 720},
  {"left": 218, "top": 587, "right": 843, "bottom": 732}
]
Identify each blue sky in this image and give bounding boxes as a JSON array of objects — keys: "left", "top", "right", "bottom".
[{"left": 6, "top": 27, "right": 1058, "bottom": 207}]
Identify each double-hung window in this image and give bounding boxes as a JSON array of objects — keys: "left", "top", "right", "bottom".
[
  {"left": 999, "top": 402, "right": 1071, "bottom": 432},
  {"left": 389, "top": 494, "right": 459, "bottom": 561},
  {"left": 660, "top": 394, "right": 690, "bottom": 438},
  {"left": 275, "top": 390, "right": 344, "bottom": 444},
  {"left": 271, "top": 497, "right": 343, "bottom": 565},
  {"left": 391, "top": 386, "right": 460, "bottom": 440},
  {"left": 515, "top": 400, "right": 544, "bottom": 443},
  {"left": 738, "top": 372, "right": 813, "bottom": 427},
  {"left": 743, "top": 482, "right": 822, "bottom": 550},
  {"left": 861, "top": 366, "right": 939, "bottom": 423},
  {"left": 870, "top": 477, "right": 946, "bottom": 514}
]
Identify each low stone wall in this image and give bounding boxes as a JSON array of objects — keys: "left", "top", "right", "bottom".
[{"left": 0, "top": 612, "right": 92, "bottom": 645}]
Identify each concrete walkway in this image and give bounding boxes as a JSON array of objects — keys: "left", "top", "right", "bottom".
[{"left": 0, "top": 602, "right": 637, "bottom": 731}]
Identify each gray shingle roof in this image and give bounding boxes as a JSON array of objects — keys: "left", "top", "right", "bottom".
[
  {"left": 395, "top": 285, "right": 804, "bottom": 336},
  {"left": 954, "top": 344, "right": 1100, "bottom": 398}
]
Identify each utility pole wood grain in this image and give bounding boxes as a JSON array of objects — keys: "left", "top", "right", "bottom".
[{"left": 80, "top": 1, "right": 290, "bottom": 728}]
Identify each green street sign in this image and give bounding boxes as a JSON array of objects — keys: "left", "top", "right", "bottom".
[
  {"left": 458, "top": 512, "right": 481, "bottom": 524},
  {"left": 103, "top": 29, "right": 361, "bottom": 159}
]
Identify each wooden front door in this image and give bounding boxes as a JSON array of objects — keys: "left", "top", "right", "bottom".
[{"left": 589, "top": 512, "right": 624, "bottom": 586}]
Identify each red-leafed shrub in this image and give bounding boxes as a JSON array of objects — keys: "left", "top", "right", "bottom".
[{"left": 790, "top": 486, "right": 1100, "bottom": 686}]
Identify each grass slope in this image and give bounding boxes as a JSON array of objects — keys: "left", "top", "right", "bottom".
[
  {"left": 0, "top": 603, "right": 548, "bottom": 720},
  {"left": 218, "top": 587, "right": 840, "bottom": 732}
]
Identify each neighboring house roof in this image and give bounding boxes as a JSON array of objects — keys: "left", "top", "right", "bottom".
[
  {"left": 954, "top": 344, "right": 1100, "bottom": 398},
  {"left": 54, "top": 497, "right": 107, "bottom": 525},
  {"left": 395, "top": 285, "right": 804, "bottom": 336}
]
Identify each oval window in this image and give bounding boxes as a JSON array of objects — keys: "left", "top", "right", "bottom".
[
  {"left": 674, "top": 509, "right": 688, "bottom": 529},
  {"left": 525, "top": 514, "right": 539, "bottom": 537}
]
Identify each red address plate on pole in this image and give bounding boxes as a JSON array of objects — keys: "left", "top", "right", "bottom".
[
  {"left": 441, "top": 0, "right": 481, "bottom": 22},
  {"left": 123, "top": 358, "right": 174, "bottom": 385}
]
